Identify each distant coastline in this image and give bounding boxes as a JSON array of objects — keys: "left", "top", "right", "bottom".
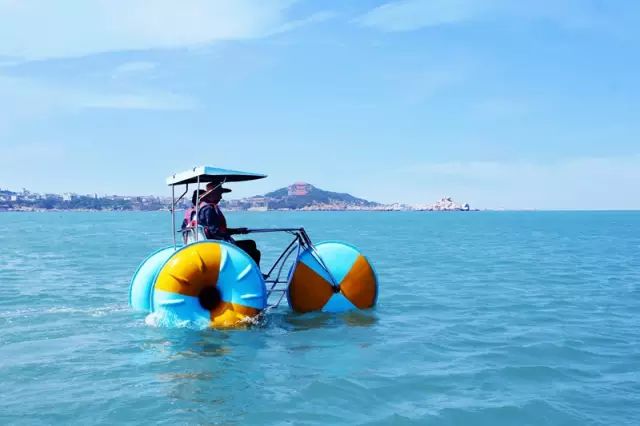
[
  {"left": 0, "top": 206, "right": 479, "bottom": 213},
  {"left": 0, "top": 184, "right": 477, "bottom": 212}
]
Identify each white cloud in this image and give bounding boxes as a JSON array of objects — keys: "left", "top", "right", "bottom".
[
  {"left": 270, "top": 10, "right": 336, "bottom": 34},
  {"left": 398, "top": 155, "right": 640, "bottom": 209},
  {"left": 0, "top": 0, "right": 304, "bottom": 59},
  {"left": 357, "top": 0, "right": 482, "bottom": 31},
  {"left": 0, "top": 74, "right": 197, "bottom": 125},
  {"left": 82, "top": 92, "right": 196, "bottom": 111},
  {"left": 389, "top": 68, "right": 467, "bottom": 104},
  {"left": 112, "top": 61, "right": 157, "bottom": 79},
  {"left": 356, "top": 0, "right": 607, "bottom": 32}
]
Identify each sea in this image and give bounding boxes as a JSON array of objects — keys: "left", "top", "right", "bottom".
[{"left": 0, "top": 211, "right": 639, "bottom": 425}]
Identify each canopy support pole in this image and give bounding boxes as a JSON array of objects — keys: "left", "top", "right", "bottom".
[
  {"left": 195, "top": 175, "right": 201, "bottom": 242},
  {"left": 171, "top": 185, "right": 176, "bottom": 248}
]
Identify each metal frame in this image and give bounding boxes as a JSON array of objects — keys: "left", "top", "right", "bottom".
[
  {"left": 247, "top": 228, "right": 339, "bottom": 308},
  {"left": 168, "top": 182, "right": 338, "bottom": 309},
  {"left": 170, "top": 184, "right": 189, "bottom": 248}
]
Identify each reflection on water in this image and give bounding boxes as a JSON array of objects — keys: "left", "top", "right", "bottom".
[
  {"left": 141, "top": 331, "right": 233, "bottom": 362},
  {"left": 342, "top": 311, "right": 378, "bottom": 327},
  {"left": 268, "top": 310, "right": 378, "bottom": 332},
  {"left": 143, "top": 309, "right": 377, "bottom": 362},
  {"left": 139, "top": 308, "right": 379, "bottom": 421}
]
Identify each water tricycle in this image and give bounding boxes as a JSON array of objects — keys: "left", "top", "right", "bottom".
[{"left": 129, "top": 166, "right": 378, "bottom": 328}]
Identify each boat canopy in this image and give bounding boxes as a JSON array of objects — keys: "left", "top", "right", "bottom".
[{"left": 166, "top": 166, "right": 267, "bottom": 186}]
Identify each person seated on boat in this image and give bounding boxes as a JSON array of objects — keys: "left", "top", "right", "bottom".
[
  {"left": 198, "top": 182, "right": 261, "bottom": 266},
  {"left": 181, "top": 189, "right": 205, "bottom": 230},
  {"left": 181, "top": 189, "right": 207, "bottom": 243}
]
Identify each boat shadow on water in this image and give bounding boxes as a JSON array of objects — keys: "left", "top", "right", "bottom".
[{"left": 264, "top": 309, "right": 378, "bottom": 331}]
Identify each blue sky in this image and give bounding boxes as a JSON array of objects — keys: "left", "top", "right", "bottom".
[{"left": 0, "top": 0, "right": 638, "bottom": 209}]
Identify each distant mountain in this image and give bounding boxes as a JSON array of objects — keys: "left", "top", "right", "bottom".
[{"left": 253, "top": 182, "right": 379, "bottom": 210}]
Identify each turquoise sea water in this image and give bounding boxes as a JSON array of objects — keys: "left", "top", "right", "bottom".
[{"left": 1, "top": 211, "right": 639, "bottom": 425}]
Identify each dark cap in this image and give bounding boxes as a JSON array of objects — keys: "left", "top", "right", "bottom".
[{"left": 206, "top": 182, "right": 232, "bottom": 193}]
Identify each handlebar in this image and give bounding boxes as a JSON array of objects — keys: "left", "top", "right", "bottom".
[{"left": 244, "top": 228, "right": 305, "bottom": 233}]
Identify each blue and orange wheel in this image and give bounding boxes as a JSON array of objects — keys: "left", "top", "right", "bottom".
[
  {"left": 129, "top": 241, "right": 266, "bottom": 328},
  {"left": 287, "top": 241, "right": 378, "bottom": 313}
]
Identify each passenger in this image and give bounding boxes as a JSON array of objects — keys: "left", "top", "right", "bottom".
[
  {"left": 181, "top": 189, "right": 206, "bottom": 230},
  {"left": 198, "top": 182, "right": 261, "bottom": 266},
  {"left": 181, "top": 189, "right": 206, "bottom": 243}
]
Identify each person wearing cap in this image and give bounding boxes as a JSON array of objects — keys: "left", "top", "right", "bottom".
[{"left": 197, "top": 182, "right": 261, "bottom": 266}]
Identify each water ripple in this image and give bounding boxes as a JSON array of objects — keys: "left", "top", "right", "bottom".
[{"left": 1, "top": 211, "right": 639, "bottom": 425}]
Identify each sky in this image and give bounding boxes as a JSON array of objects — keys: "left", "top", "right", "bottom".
[{"left": 0, "top": 0, "right": 638, "bottom": 209}]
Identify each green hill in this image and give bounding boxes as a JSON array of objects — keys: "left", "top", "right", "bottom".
[{"left": 261, "top": 183, "right": 379, "bottom": 210}]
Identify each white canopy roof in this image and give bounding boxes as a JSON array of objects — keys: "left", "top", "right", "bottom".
[{"left": 166, "top": 166, "right": 267, "bottom": 186}]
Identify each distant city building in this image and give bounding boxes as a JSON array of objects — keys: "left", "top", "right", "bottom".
[
  {"left": 288, "top": 182, "right": 312, "bottom": 196},
  {"left": 247, "top": 196, "right": 269, "bottom": 211},
  {"left": 412, "top": 196, "right": 474, "bottom": 211}
]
